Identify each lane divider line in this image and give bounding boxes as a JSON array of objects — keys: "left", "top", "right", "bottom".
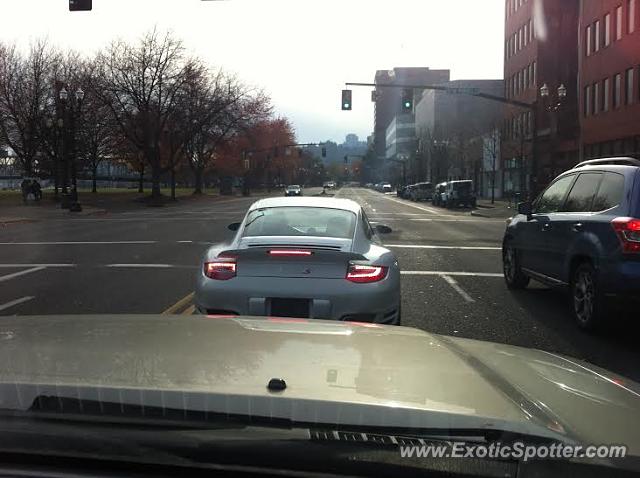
[
  {"left": 0, "top": 263, "right": 76, "bottom": 268},
  {"left": 0, "top": 241, "right": 157, "bottom": 245},
  {"left": 0, "top": 296, "right": 35, "bottom": 313},
  {"left": 441, "top": 274, "right": 475, "bottom": 303},
  {"left": 388, "top": 244, "right": 501, "bottom": 250},
  {"left": 107, "top": 264, "right": 172, "bottom": 268},
  {"left": 162, "top": 292, "right": 195, "bottom": 315},
  {"left": 0, "top": 267, "right": 46, "bottom": 283},
  {"left": 402, "top": 271, "right": 503, "bottom": 277}
]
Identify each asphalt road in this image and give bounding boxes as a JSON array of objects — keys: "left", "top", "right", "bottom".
[{"left": 1, "top": 187, "right": 639, "bottom": 382}]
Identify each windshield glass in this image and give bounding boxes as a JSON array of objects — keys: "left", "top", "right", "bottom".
[{"left": 242, "top": 207, "right": 356, "bottom": 238}]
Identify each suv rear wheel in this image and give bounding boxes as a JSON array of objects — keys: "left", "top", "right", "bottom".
[
  {"left": 503, "top": 242, "right": 529, "bottom": 289},
  {"left": 571, "top": 262, "right": 605, "bottom": 330}
]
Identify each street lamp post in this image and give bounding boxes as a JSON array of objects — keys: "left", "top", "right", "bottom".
[
  {"left": 538, "top": 82, "right": 567, "bottom": 190},
  {"left": 59, "top": 85, "right": 84, "bottom": 210}
]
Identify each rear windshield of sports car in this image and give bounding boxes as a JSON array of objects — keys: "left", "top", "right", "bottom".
[{"left": 242, "top": 207, "right": 357, "bottom": 239}]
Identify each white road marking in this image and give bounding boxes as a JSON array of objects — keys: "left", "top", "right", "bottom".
[
  {"left": 177, "top": 240, "right": 193, "bottom": 243},
  {"left": 0, "top": 241, "right": 156, "bottom": 245},
  {"left": 0, "top": 267, "right": 46, "bottom": 283},
  {"left": 0, "top": 264, "right": 76, "bottom": 268},
  {"left": 410, "top": 218, "right": 504, "bottom": 223},
  {"left": 388, "top": 244, "right": 501, "bottom": 250},
  {"left": 106, "top": 264, "right": 173, "bottom": 268},
  {"left": 441, "top": 274, "right": 475, "bottom": 303},
  {"left": 382, "top": 195, "right": 441, "bottom": 214},
  {"left": 0, "top": 296, "right": 35, "bottom": 312},
  {"left": 402, "top": 270, "right": 502, "bottom": 277}
]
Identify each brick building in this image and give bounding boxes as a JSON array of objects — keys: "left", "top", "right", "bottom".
[
  {"left": 502, "top": 0, "right": 580, "bottom": 197},
  {"left": 579, "top": 0, "right": 640, "bottom": 159}
]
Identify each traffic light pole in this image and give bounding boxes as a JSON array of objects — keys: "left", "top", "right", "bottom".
[{"left": 345, "top": 82, "right": 538, "bottom": 199}]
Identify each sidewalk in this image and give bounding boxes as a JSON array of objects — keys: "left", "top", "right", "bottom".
[{"left": 470, "top": 198, "right": 517, "bottom": 218}]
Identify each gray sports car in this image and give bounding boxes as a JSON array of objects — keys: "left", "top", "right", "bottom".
[{"left": 195, "top": 196, "right": 401, "bottom": 324}]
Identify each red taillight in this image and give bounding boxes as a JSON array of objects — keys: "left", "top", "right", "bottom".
[
  {"left": 204, "top": 260, "right": 237, "bottom": 280},
  {"left": 268, "top": 249, "right": 313, "bottom": 256},
  {"left": 346, "top": 264, "right": 388, "bottom": 283},
  {"left": 611, "top": 217, "right": 640, "bottom": 253}
]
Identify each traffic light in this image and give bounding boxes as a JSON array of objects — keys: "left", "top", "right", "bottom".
[
  {"left": 401, "top": 88, "right": 413, "bottom": 112},
  {"left": 341, "top": 89, "right": 352, "bottom": 110},
  {"left": 69, "top": 0, "right": 92, "bottom": 10}
]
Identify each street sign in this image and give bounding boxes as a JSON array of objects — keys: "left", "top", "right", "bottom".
[{"left": 243, "top": 159, "right": 250, "bottom": 170}]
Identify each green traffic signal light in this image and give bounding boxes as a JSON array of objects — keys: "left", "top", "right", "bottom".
[{"left": 341, "top": 89, "right": 352, "bottom": 110}]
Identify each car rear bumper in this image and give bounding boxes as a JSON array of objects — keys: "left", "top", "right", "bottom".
[
  {"left": 601, "top": 260, "right": 640, "bottom": 297},
  {"left": 194, "top": 274, "right": 401, "bottom": 324}
]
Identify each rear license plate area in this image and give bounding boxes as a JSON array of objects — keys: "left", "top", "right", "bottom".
[{"left": 269, "top": 298, "right": 310, "bottom": 318}]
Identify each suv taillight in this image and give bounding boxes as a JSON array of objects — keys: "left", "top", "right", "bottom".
[
  {"left": 346, "top": 263, "right": 388, "bottom": 283},
  {"left": 204, "top": 260, "right": 237, "bottom": 280},
  {"left": 611, "top": 217, "right": 640, "bottom": 253}
]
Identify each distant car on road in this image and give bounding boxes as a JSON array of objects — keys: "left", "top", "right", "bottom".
[
  {"left": 502, "top": 157, "right": 640, "bottom": 329},
  {"left": 441, "top": 180, "right": 476, "bottom": 208},
  {"left": 381, "top": 183, "right": 392, "bottom": 193},
  {"left": 410, "top": 182, "right": 434, "bottom": 202},
  {"left": 365, "top": 182, "right": 373, "bottom": 189},
  {"left": 284, "top": 184, "right": 302, "bottom": 196},
  {"left": 195, "top": 196, "right": 401, "bottom": 324}
]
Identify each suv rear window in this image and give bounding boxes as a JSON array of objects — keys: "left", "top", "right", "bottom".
[
  {"left": 592, "top": 172, "right": 625, "bottom": 211},
  {"left": 562, "top": 173, "right": 602, "bottom": 212}
]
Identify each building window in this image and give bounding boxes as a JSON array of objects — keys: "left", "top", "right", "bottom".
[
  {"left": 586, "top": 24, "right": 592, "bottom": 55},
  {"left": 519, "top": 28, "right": 523, "bottom": 50},
  {"left": 524, "top": 67, "right": 528, "bottom": 89},
  {"left": 603, "top": 77, "right": 610, "bottom": 111},
  {"left": 584, "top": 85, "right": 591, "bottom": 116},
  {"left": 594, "top": 81, "right": 600, "bottom": 113},
  {"left": 529, "top": 19, "right": 534, "bottom": 42},
  {"left": 614, "top": 73, "right": 622, "bottom": 108},
  {"left": 604, "top": 13, "right": 611, "bottom": 45},
  {"left": 532, "top": 61, "right": 536, "bottom": 87},
  {"left": 524, "top": 23, "right": 528, "bottom": 46},
  {"left": 616, "top": 5, "right": 623, "bottom": 39},
  {"left": 626, "top": 68, "right": 634, "bottom": 104},
  {"left": 629, "top": 0, "right": 636, "bottom": 33},
  {"left": 594, "top": 20, "right": 601, "bottom": 51}
]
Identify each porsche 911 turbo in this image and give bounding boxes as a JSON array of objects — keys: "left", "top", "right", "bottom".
[{"left": 194, "top": 197, "right": 401, "bottom": 324}]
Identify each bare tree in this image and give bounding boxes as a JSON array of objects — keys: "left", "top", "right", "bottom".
[
  {"left": 0, "top": 40, "right": 58, "bottom": 176},
  {"left": 181, "top": 64, "right": 272, "bottom": 195},
  {"left": 95, "top": 29, "right": 192, "bottom": 200}
]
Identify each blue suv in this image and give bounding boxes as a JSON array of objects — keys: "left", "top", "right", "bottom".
[{"left": 502, "top": 157, "right": 640, "bottom": 330}]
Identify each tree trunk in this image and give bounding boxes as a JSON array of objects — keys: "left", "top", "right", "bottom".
[
  {"left": 151, "top": 163, "right": 161, "bottom": 199},
  {"left": 170, "top": 167, "right": 176, "bottom": 200},
  {"left": 92, "top": 165, "right": 98, "bottom": 193},
  {"left": 193, "top": 166, "right": 203, "bottom": 195},
  {"left": 138, "top": 168, "right": 144, "bottom": 193}
]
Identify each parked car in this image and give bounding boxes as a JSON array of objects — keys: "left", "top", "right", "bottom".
[
  {"left": 442, "top": 180, "right": 476, "bottom": 208},
  {"left": 396, "top": 185, "right": 407, "bottom": 197},
  {"left": 433, "top": 182, "right": 448, "bottom": 206},
  {"left": 365, "top": 182, "right": 373, "bottom": 189},
  {"left": 381, "top": 183, "right": 392, "bottom": 193},
  {"left": 502, "top": 157, "right": 640, "bottom": 329},
  {"left": 410, "top": 182, "right": 434, "bottom": 202},
  {"left": 284, "top": 184, "right": 302, "bottom": 196}
]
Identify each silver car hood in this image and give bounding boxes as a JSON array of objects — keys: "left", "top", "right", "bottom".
[{"left": 0, "top": 315, "right": 638, "bottom": 452}]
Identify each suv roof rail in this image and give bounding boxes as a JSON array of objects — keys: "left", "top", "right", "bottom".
[{"left": 573, "top": 157, "right": 640, "bottom": 169}]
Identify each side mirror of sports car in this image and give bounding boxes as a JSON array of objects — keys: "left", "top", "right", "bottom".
[
  {"left": 228, "top": 222, "right": 241, "bottom": 231},
  {"left": 375, "top": 224, "right": 393, "bottom": 234}
]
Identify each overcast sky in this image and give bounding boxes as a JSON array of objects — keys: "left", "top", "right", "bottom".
[{"left": 2, "top": 0, "right": 505, "bottom": 144}]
